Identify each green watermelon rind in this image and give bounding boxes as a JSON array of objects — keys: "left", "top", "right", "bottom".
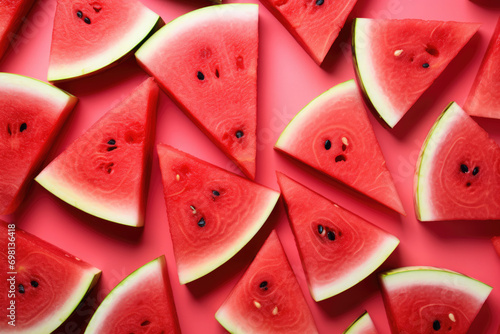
[
  {"left": 414, "top": 102, "right": 461, "bottom": 221},
  {"left": 352, "top": 18, "right": 400, "bottom": 128},
  {"left": 84, "top": 256, "right": 167, "bottom": 334},
  {"left": 47, "top": 6, "right": 161, "bottom": 82},
  {"left": 343, "top": 311, "right": 376, "bottom": 334}
]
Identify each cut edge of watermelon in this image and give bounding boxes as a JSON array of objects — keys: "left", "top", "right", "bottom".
[
  {"left": 352, "top": 18, "right": 400, "bottom": 128},
  {"left": 414, "top": 102, "right": 462, "bottom": 221},
  {"left": 343, "top": 311, "right": 376, "bottom": 334},
  {"left": 177, "top": 189, "right": 280, "bottom": 284},
  {"left": 492, "top": 236, "right": 500, "bottom": 257},
  {"left": 84, "top": 256, "right": 166, "bottom": 333},
  {"left": 47, "top": 7, "right": 161, "bottom": 82}
]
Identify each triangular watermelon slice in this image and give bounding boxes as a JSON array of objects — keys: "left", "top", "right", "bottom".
[
  {"left": 275, "top": 79, "right": 405, "bottom": 215},
  {"left": 157, "top": 144, "right": 279, "bottom": 284},
  {"left": 493, "top": 236, "right": 500, "bottom": 257},
  {"left": 48, "top": 0, "right": 161, "bottom": 82},
  {"left": 260, "top": 0, "right": 357, "bottom": 64},
  {"left": 464, "top": 17, "right": 500, "bottom": 119},
  {"left": 277, "top": 172, "right": 399, "bottom": 301},
  {"left": 343, "top": 311, "right": 378, "bottom": 334},
  {"left": 36, "top": 78, "right": 158, "bottom": 227},
  {"left": 0, "top": 0, "right": 36, "bottom": 59},
  {"left": 136, "top": 4, "right": 258, "bottom": 179},
  {"left": 0, "top": 73, "right": 77, "bottom": 215},
  {"left": 380, "top": 266, "right": 492, "bottom": 334},
  {"left": 84, "top": 256, "right": 181, "bottom": 334},
  {"left": 215, "top": 230, "right": 319, "bottom": 333},
  {"left": 353, "top": 18, "right": 480, "bottom": 128},
  {"left": 0, "top": 220, "right": 101, "bottom": 333},
  {"left": 415, "top": 102, "right": 500, "bottom": 221}
]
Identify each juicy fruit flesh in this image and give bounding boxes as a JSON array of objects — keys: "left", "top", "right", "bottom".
[
  {"left": 135, "top": 4, "right": 258, "bottom": 179},
  {"left": 215, "top": 231, "right": 319, "bottom": 334},
  {"left": 343, "top": 312, "right": 378, "bottom": 334},
  {"left": 0, "top": 0, "right": 35, "bottom": 58}
]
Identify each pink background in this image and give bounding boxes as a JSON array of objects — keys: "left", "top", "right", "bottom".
[{"left": 1, "top": 0, "right": 500, "bottom": 332}]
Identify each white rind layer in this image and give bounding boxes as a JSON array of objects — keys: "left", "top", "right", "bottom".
[{"left": 344, "top": 312, "right": 376, "bottom": 334}]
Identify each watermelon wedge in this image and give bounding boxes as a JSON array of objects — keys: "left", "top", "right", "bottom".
[
  {"left": 84, "top": 256, "right": 181, "bottom": 334},
  {"left": 136, "top": 4, "right": 258, "bottom": 179},
  {"left": 275, "top": 79, "right": 405, "bottom": 215},
  {"left": 36, "top": 78, "right": 158, "bottom": 227},
  {"left": 353, "top": 18, "right": 480, "bottom": 128},
  {"left": 380, "top": 266, "right": 492, "bottom": 334},
  {"left": 48, "top": 0, "right": 161, "bottom": 82},
  {"left": 157, "top": 144, "right": 279, "bottom": 284},
  {"left": 277, "top": 172, "right": 399, "bottom": 301},
  {"left": 215, "top": 231, "right": 319, "bottom": 333},
  {"left": 343, "top": 311, "right": 378, "bottom": 334},
  {"left": 464, "top": 17, "right": 500, "bottom": 119},
  {"left": 0, "top": 220, "right": 101, "bottom": 333},
  {"left": 0, "top": 73, "right": 77, "bottom": 215},
  {"left": 414, "top": 102, "right": 500, "bottom": 221},
  {"left": 492, "top": 236, "right": 500, "bottom": 257},
  {"left": 0, "top": 0, "right": 36, "bottom": 59},
  {"left": 259, "top": 0, "right": 357, "bottom": 64}
]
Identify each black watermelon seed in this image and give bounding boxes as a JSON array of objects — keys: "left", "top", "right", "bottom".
[
  {"left": 215, "top": 69, "right": 220, "bottom": 78},
  {"left": 259, "top": 281, "right": 268, "bottom": 290},
  {"left": 324, "top": 140, "right": 331, "bottom": 150},
  {"left": 335, "top": 155, "right": 346, "bottom": 162},
  {"left": 141, "top": 320, "right": 151, "bottom": 326},
  {"left": 18, "top": 284, "right": 25, "bottom": 294},
  {"left": 422, "top": 63, "right": 430, "bottom": 68},
  {"left": 316, "top": 0, "right": 324, "bottom": 5},
  {"left": 235, "top": 130, "right": 244, "bottom": 138},
  {"left": 433, "top": 320, "right": 441, "bottom": 331},
  {"left": 472, "top": 167, "right": 479, "bottom": 176},
  {"left": 212, "top": 190, "right": 220, "bottom": 197},
  {"left": 84, "top": 17, "right": 91, "bottom": 24},
  {"left": 460, "top": 164, "right": 469, "bottom": 173},
  {"left": 327, "top": 231, "right": 335, "bottom": 241},
  {"left": 107, "top": 146, "right": 117, "bottom": 152},
  {"left": 76, "top": 11, "right": 83, "bottom": 18},
  {"left": 317, "top": 225, "right": 324, "bottom": 234},
  {"left": 108, "top": 139, "right": 116, "bottom": 145},
  {"left": 198, "top": 217, "right": 206, "bottom": 227},
  {"left": 30, "top": 280, "right": 38, "bottom": 288},
  {"left": 20, "top": 123, "right": 27, "bottom": 132},
  {"left": 466, "top": 182, "right": 471, "bottom": 187},
  {"left": 197, "top": 71, "right": 205, "bottom": 80}
]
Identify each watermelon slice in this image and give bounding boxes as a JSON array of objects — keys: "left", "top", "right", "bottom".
[
  {"left": 275, "top": 79, "right": 405, "bottom": 215},
  {"left": 136, "top": 4, "right": 258, "bottom": 179},
  {"left": 48, "top": 0, "right": 161, "bottom": 82},
  {"left": 353, "top": 18, "right": 480, "bottom": 128},
  {"left": 0, "top": 73, "right": 77, "bottom": 215},
  {"left": 492, "top": 236, "right": 500, "bottom": 257},
  {"left": 0, "top": 220, "right": 101, "bottom": 333},
  {"left": 259, "top": 0, "right": 357, "bottom": 64},
  {"left": 380, "top": 266, "right": 492, "bottom": 334},
  {"left": 343, "top": 311, "right": 378, "bottom": 334},
  {"left": 157, "top": 144, "right": 279, "bottom": 284},
  {"left": 36, "top": 78, "right": 158, "bottom": 227},
  {"left": 414, "top": 102, "right": 500, "bottom": 221},
  {"left": 277, "top": 172, "right": 399, "bottom": 301},
  {"left": 0, "top": 0, "right": 36, "bottom": 59},
  {"left": 464, "top": 17, "right": 500, "bottom": 119},
  {"left": 215, "top": 230, "right": 319, "bottom": 333},
  {"left": 84, "top": 256, "right": 181, "bottom": 334}
]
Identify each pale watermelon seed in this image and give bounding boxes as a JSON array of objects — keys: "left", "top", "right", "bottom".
[
  {"left": 253, "top": 300, "right": 261, "bottom": 309},
  {"left": 315, "top": 0, "right": 324, "bottom": 5},
  {"left": 324, "top": 140, "right": 331, "bottom": 150},
  {"left": 472, "top": 167, "right": 479, "bottom": 175},
  {"left": 235, "top": 130, "right": 244, "bottom": 138},
  {"left": 327, "top": 231, "right": 335, "bottom": 241},
  {"left": 30, "top": 281, "right": 38, "bottom": 288},
  {"left": 84, "top": 17, "right": 91, "bottom": 24},
  {"left": 190, "top": 205, "right": 196, "bottom": 214},
  {"left": 18, "top": 284, "right": 25, "bottom": 293},
  {"left": 76, "top": 11, "right": 83, "bottom": 18},
  {"left": 422, "top": 63, "right": 430, "bottom": 68},
  {"left": 272, "top": 306, "right": 279, "bottom": 315},
  {"left": 176, "top": 174, "right": 180, "bottom": 181},
  {"left": 20, "top": 123, "right": 27, "bottom": 132},
  {"left": 460, "top": 164, "right": 469, "bottom": 173},
  {"left": 448, "top": 313, "right": 456, "bottom": 322},
  {"left": 259, "top": 281, "right": 268, "bottom": 290},
  {"left": 197, "top": 71, "right": 205, "bottom": 80},
  {"left": 198, "top": 217, "right": 206, "bottom": 227},
  {"left": 433, "top": 320, "right": 440, "bottom": 330},
  {"left": 394, "top": 49, "right": 403, "bottom": 57}
]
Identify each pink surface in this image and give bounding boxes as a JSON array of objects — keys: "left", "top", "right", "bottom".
[{"left": 0, "top": 0, "right": 499, "bottom": 333}]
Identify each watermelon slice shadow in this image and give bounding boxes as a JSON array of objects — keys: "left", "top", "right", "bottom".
[
  {"left": 184, "top": 204, "right": 282, "bottom": 298},
  {"left": 418, "top": 218, "right": 500, "bottom": 239},
  {"left": 319, "top": 15, "right": 356, "bottom": 73}
]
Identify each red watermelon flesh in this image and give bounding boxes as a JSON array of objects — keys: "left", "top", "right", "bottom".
[
  {"left": 380, "top": 267, "right": 492, "bottom": 334},
  {"left": 136, "top": 4, "right": 258, "bottom": 179},
  {"left": 275, "top": 79, "right": 405, "bottom": 215},
  {"left": 215, "top": 231, "right": 319, "bottom": 334},
  {"left": 343, "top": 311, "right": 378, "bottom": 334},
  {"left": 0, "top": 0, "right": 36, "bottom": 59},
  {"left": 415, "top": 102, "right": 500, "bottom": 221},
  {"left": 353, "top": 19, "right": 480, "bottom": 128},
  {"left": 35, "top": 77, "right": 158, "bottom": 227},
  {"left": 0, "top": 73, "right": 77, "bottom": 215},
  {"left": 48, "top": 0, "right": 161, "bottom": 82},
  {"left": 277, "top": 172, "right": 399, "bottom": 301},
  {"left": 492, "top": 236, "right": 500, "bottom": 257},
  {"left": 84, "top": 256, "right": 181, "bottom": 334},
  {"left": 0, "top": 220, "right": 101, "bottom": 333},
  {"left": 157, "top": 144, "right": 279, "bottom": 284},
  {"left": 464, "top": 17, "right": 500, "bottom": 119},
  {"left": 259, "top": 0, "right": 357, "bottom": 64}
]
